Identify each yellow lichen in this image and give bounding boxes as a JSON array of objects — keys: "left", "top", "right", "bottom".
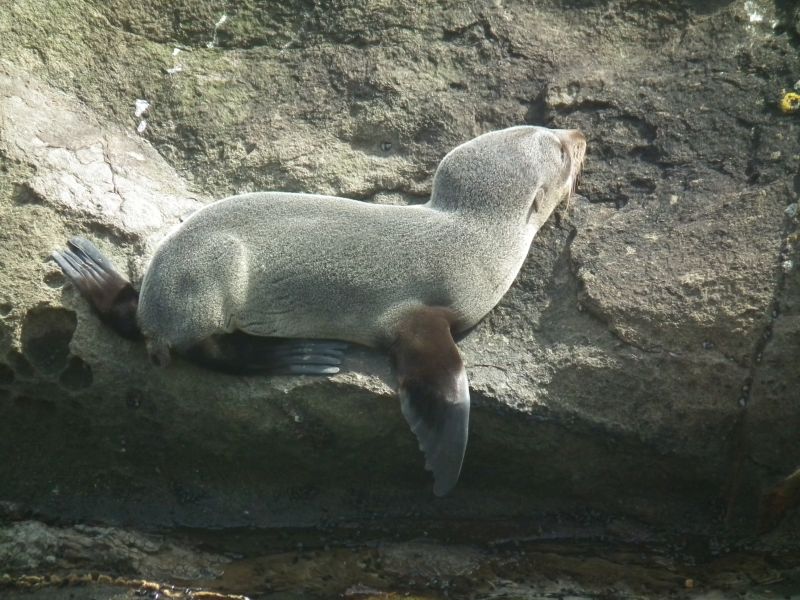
[{"left": 780, "top": 92, "right": 800, "bottom": 114}]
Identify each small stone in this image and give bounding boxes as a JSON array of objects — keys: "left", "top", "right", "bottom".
[{"left": 785, "top": 203, "right": 798, "bottom": 218}]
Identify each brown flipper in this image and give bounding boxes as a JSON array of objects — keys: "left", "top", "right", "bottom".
[
  {"left": 51, "top": 237, "right": 142, "bottom": 340},
  {"left": 390, "top": 307, "right": 470, "bottom": 497}
]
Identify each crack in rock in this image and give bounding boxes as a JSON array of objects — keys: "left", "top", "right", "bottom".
[{"left": 0, "top": 63, "right": 203, "bottom": 248}]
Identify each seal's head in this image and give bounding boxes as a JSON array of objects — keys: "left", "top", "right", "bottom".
[{"left": 428, "top": 125, "right": 586, "bottom": 229}]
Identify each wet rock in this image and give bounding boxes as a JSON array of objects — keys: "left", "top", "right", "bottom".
[
  {"left": 0, "top": 520, "right": 228, "bottom": 579},
  {"left": 1, "top": 519, "right": 796, "bottom": 599}
]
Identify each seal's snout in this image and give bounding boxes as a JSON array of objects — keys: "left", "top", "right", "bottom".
[
  {"left": 555, "top": 129, "right": 586, "bottom": 198},
  {"left": 559, "top": 129, "right": 586, "bottom": 158}
]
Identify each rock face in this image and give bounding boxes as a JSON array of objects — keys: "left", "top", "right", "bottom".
[{"left": 0, "top": 0, "right": 799, "bottom": 537}]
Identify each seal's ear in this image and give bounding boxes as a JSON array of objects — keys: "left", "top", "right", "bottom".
[
  {"left": 527, "top": 187, "right": 545, "bottom": 223},
  {"left": 390, "top": 307, "right": 470, "bottom": 496}
]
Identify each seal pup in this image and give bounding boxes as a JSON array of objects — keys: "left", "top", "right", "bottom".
[{"left": 53, "top": 125, "right": 586, "bottom": 496}]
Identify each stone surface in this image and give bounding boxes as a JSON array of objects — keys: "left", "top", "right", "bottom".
[
  {"left": 2, "top": 519, "right": 799, "bottom": 599},
  {"left": 0, "top": 521, "right": 228, "bottom": 579},
  {"left": 0, "top": 0, "right": 799, "bottom": 543}
]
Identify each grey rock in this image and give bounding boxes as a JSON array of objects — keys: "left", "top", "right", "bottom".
[
  {"left": 0, "top": 0, "right": 798, "bottom": 542},
  {"left": 0, "top": 520, "right": 228, "bottom": 579}
]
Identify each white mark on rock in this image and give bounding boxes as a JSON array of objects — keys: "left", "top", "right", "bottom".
[
  {"left": 136, "top": 120, "right": 147, "bottom": 134},
  {"left": 167, "top": 47, "right": 186, "bottom": 75},
  {"left": 785, "top": 203, "right": 798, "bottom": 218},
  {"left": 134, "top": 99, "right": 150, "bottom": 118},
  {"left": 744, "top": 1, "right": 764, "bottom": 23},
  {"left": 207, "top": 14, "right": 228, "bottom": 48}
]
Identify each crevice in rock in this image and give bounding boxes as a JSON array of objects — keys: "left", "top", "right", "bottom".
[
  {"left": 20, "top": 306, "right": 77, "bottom": 376},
  {"left": 11, "top": 182, "right": 46, "bottom": 205},
  {"left": 43, "top": 270, "right": 65, "bottom": 289},
  {"left": 0, "top": 363, "right": 14, "bottom": 385},
  {"left": 774, "top": 0, "right": 800, "bottom": 45},
  {"left": 441, "top": 20, "right": 482, "bottom": 43},
  {"left": 59, "top": 356, "right": 94, "bottom": 391},
  {"left": 523, "top": 89, "right": 548, "bottom": 126},
  {"left": 82, "top": 220, "right": 140, "bottom": 247},
  {"left": 5, "top": 350, "right": 35, "bottom": 379},
  {"left": 743, "top": 124, "right": 762, "bottom": 185},
  {"left": 553, "top": 99, "right": 617, "bottom": 117},
  {"left": 724, "top": 199, "right": 798, "bottom": 522},
  {"left": 101, "top": 139, "right": 122, "bottom": 198}
]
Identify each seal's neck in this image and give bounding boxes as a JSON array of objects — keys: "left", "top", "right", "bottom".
[{"left": 425, "top": 140, "right": 545, "bottom": 229}]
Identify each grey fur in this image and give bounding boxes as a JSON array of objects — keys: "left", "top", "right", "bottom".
[{"left": 138, "top": 126, "right": 586, "bottom": 361}]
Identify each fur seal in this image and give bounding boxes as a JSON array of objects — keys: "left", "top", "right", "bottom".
[{"left": 52, "top": 125, "right": 586, "bottom": 496}]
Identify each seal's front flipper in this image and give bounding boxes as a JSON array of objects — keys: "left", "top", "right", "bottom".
[
  {"left": 51, "top": 237, "right": 141, "bottom": 340},
  {"left": 184, "top": 332, "right": 350, "bottom": 376},
  {"left": 258, "top": 338, "right": 350, "bottom": 375},
  {"left": 391, "top": 307, "right": 470, "bottom": 497}
]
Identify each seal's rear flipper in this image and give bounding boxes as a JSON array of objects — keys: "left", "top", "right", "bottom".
[
  {"left": 51, "top": 237, "right": 141, "bottom": 340},
  {"left": 391, "top": 307, "right": 470, "bottom": 497},
  {"left": 184, "top": 333, "right": 350, "bottom": 376}
]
